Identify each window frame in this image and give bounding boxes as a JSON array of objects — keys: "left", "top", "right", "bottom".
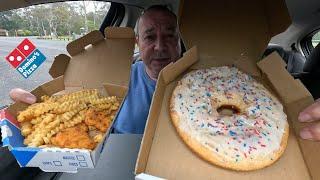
[
  {"left": 300, "top": 28, "right": 320, "bottom": 57},
  {"left": 99, "top": 2, "right": 125, "bottom": 34}
]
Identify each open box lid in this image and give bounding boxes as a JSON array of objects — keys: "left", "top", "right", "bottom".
[
  {"left": 5, "top": 27, "right": 135, "bottom": 126},
  {"left": 136, "top": 0, "right": 320, "bottom": 179},
  {"left": 178, "top": 0, "right": 319, "bottom": 178},
  {"left": 7, "top": 27, "right": 134, "bottom": 117},
  {"left": 179, "top": 0, "right": 291, "bottom": 67},
  {"left": 49, "top": 27, "right": 135, "bottom": 89}
]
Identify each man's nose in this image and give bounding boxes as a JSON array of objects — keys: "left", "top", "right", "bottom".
[{"left": 154, "top": 37, "right": 166, "bottom": 52}]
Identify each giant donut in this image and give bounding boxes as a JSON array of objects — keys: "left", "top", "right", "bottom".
[{"left": 170, "top": 66, "right": 288, "bottom": 171}]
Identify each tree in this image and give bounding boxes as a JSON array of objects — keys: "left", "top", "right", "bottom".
[
  {"left": 81, "top": 1, "right": 89, "bottom": 34},
  {"left": 0, "top": 1, "right": 111, "bottom": 37},
  {"left": 27, "top": 5, "right": 48, "bottom": 36},
  {"left": 0, "top": 10, "right": 25, "bottom": 36},
  {"left": 0, "top": 11, "right": 14, "bottom": 30}
]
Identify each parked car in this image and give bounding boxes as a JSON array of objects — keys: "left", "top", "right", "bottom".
[{"left": 0, "top": 29, "right": 8, "bottom": 36}]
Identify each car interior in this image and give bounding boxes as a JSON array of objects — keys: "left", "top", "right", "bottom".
[{"left": 1, "top": 0, "right": 320, "bottom": 179}]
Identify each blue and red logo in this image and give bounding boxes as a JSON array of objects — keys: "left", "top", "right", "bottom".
[{"left": 5, "top": 38, "right": 46, "bottom": 78}]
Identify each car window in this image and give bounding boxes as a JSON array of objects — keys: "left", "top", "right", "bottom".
[
  {"left": 0, "top": 1, "right": 112, "bottom": 178},
  {"left": 0, "top": 1, "right": 110, "bottom": 106},
  {"left": 312, "top": 31, "right": 320, "bottom": 47}
]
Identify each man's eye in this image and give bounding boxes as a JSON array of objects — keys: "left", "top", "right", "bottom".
[{"left": 144, "top": 35, "right": 155, "bottom": 41}]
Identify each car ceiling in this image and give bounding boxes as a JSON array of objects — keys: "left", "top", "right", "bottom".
[
  {"left": 286, "top": 0, "right": 320, "bottom": 26},
  {"left": 270, "top": 0, "right": 320, "bottom": 50}
]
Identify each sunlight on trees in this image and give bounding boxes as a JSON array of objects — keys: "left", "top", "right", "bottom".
[{"left": 0, "top": 1, "right": 110, "bottom": 40}]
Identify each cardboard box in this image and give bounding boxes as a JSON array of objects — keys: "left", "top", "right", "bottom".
[
  {"left": 0, "top": 27, "right": 134, "bottom": 173},
  {"left": 135, "top": 0, "right": 320, "bottom": 179}
]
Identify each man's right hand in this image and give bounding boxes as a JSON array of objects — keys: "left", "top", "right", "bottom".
[{"left": 9, "top": 88, "right": 36, "bottom": 104}]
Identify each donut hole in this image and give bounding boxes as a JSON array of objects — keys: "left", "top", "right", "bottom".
[{"left": 217, "top": 105, "right": 240, "bottom": 116}]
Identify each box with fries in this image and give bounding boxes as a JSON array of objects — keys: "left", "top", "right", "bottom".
[{"left": 0, "top": 27, "right": 134, "bottom": 172}]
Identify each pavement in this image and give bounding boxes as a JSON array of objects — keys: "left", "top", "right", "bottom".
[{"left": 0, "top": 36, "right": 69, "bottom": 106}]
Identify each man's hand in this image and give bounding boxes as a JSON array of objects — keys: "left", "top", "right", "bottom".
[
  {"left": 9, "top": 88, "right": 36, "bottom": 104},
  {"left": 298, "top": 99, "right": 320, "bottom": 140}
]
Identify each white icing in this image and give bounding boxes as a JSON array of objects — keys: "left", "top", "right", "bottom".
[{"left": 172, "top": 66, "right": 287, "bottom": 163}]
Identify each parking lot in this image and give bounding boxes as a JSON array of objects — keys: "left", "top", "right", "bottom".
[{"left": 0, "top": 37, "right": 68, "bottom": 106}]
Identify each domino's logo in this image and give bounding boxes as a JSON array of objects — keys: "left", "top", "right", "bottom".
[{"left": 5, "top": 38, "right": 46, "bottom": 78}]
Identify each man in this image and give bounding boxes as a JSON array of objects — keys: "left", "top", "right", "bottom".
[
  {"left": 9, "top": 5, "right": 181, "bottom": 134},
  {"left": 8, "top": 6, "right": 320, "bottom": 140},
  {"left": 112, "top": 5, "right": 181, "bottom": 133}
]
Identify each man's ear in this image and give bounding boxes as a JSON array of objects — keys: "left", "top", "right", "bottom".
[{"left": 135, "top": 36, "right": 139, "bottom": 46}]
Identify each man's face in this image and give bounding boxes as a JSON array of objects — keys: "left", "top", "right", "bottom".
[{"left": 137, "top": 10, "right": 181, "bottom": 80}]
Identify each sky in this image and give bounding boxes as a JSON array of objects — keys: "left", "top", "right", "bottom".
[{"left": 68, "top": 1, "right": 110, "bottom": 13}]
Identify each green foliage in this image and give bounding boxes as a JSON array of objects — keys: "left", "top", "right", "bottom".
[
  {"left": 0, "top": 1, "right": 110, "bottom": 37},
  {"left": 17, "top": 29, "right": 33, "bottom": 36}
]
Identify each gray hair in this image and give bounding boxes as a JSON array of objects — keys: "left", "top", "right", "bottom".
[{"left": 135, "top": 5, "right": 178, "bottom": 37}]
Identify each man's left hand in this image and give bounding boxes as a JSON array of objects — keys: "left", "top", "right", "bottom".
[{"left": 298, "top": 99, "right": 320, "bottom": 140}]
